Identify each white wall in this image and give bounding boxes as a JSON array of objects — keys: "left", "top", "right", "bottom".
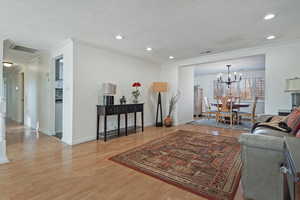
[
  {"left": 265, "top": 44, "right": 300, "bottom": 113},
  {"left": 24, "top": 59, "right": 39, "bottom": 129},
  {"left": 72, "top": 40, "right": 160, "bottom": 144},
  {"left": 5, "top": 68, "right": 23, "bottom": 122},
  {"left": 36, "top": 53, "right": 52, "bottom": 134},
  {"left": 24, "top": 53, "right": 51, "bottom": 133},
  {"left": 178, "top": 67, "right": 194, "bottom": 124},
  {"left": 160, "top": 63, "right": 179, "bottom": 123},
  {"left": 160, "top": 40, "right": 300, "bottom": 124}
]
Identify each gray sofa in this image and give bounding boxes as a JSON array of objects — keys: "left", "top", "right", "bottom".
[{"left": 239, "top": 115, "right": 295, "bottom": 200}]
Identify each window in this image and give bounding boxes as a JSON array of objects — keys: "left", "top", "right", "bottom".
[{"left": 214, "top": 77, "right": 265, "bottom": 100}]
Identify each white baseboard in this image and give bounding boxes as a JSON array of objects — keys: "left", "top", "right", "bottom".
[
  {"left": 39, "top": 128, "right": 56, "bottom": 136},
  {"left": 61, "top": 136, "right": 73, "bottom": 146},
  {"left": 71, "top": 122, "right": 155, "bottom": 145},
  {"left": 0, "top": 158, "right": 9, "bottom": 164},
  {"left": 72, "top": 135, "right": 96, "bottom": 145}
]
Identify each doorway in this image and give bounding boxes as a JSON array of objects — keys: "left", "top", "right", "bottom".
[
  {"left": 54, "top": 57, "right": 63, "bottom": 139},
  {"left": 3, "top": 66, "right": 25, "bottom": 125}
]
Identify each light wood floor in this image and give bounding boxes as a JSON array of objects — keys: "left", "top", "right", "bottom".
[{"left": 0, "top": 121, "right": 245, "bottom": 200}]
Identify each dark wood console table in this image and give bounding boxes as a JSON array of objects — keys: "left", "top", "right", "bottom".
[{"left": 96, "top": 104, "right": 144, "bottom": 141}]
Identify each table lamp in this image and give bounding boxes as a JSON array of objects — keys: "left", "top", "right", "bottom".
[
  {"left": 152, "top": 82, "right": 168, "bottom": 127},
  {"left": 285, "top": 77, "right": 300, "bottom": 109},
  {"left": 103, "top": 83, "right": 117, "bottom": 105}
]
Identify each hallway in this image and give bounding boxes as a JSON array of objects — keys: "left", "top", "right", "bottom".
[{"left": 5, "top": 120, "right": 66, "bottom": 162}]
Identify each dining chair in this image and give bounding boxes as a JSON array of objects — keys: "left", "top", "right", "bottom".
[
  {"left": 216, "top": 96, "right": 236, "bottom": 127},
  {"left": 238, "top": 97, "right": 258, "bottom": 124},
  {"left": 203, "top": 97, "right": 217, "bottom": 119}
]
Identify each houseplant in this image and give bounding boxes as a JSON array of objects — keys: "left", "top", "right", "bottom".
[
  {"left": 132, "top": 82, "right": 141, "bottom": 103},
  {"left": 164, "top": 91, "right": 180, "bottom": 127}
]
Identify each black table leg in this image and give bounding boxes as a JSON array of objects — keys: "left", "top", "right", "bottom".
[
  {"left": 96, "top": 114, "right": 100, "bottom": 140},
  {"left": 117, "top": 114, "right": 120, "bottom": 136},
  {"left": 104, "top": 115, "right": 107, "bottom": 142},
  {"left": 125, "top": 113, "right": 128, "bottom": 136},
  {"left": 141, "top": 111, "right": 144, "bottom": 132},
  {"left": 134, "top": 112, "right": 137, "bottom": 132}
]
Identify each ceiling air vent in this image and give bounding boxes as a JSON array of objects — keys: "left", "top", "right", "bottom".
[
  {"left": 11, "top": 45, "right": 38, "bottom": 54},
  {"left": 200, "top": 50, "right": 212, "bottom": 55}
]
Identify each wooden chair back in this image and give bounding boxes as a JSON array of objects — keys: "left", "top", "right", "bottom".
[
  {"left": 216, "top": 96, "right": 222, "bottom": 112},
  {"left": 203, "top": 97, "right": 211, "bottom": 111},
  {"left": 219, "top": 96, "right": 233, "bottom": 112},
  {"left": 233, "top": 96, "right": 241, "bottom": 104}
]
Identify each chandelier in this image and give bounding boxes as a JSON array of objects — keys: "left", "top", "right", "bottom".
[{"left": 217, "top": 65, "right": 242, "bottom": 88}]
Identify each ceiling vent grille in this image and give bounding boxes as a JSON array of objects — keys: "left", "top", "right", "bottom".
[{"left": 200, "top": 50, "right": 212, "bottom": 55}]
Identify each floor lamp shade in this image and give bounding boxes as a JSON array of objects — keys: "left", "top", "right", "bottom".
[
  {"left": 103, "top": 83, "right": 117, "bottom": 95},
  {"left": 285, "top": 78, "right": 300, "bottom": 92},
  {"left": 152, "top": 82, "right": 168, "bottom": 93},
  {"left": 152, "top": 82, "right": 168, "bottom": 127}
]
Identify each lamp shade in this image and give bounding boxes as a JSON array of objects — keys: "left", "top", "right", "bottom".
[
  {"left": 285, "top": 78, "right": 300, "bottom": 92},
  {"left": 102, "top": 83, "right": 116, "bottom": 95},
  {"left": 152, "top": 82, "right": 168, "bottom": 93}
]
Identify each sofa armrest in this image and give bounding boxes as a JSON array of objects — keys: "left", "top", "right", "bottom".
[
  {"left": 239, "top": 133, "right": 285, "bottom": 200},
  {"left": 239, "top": 133, "right": 285, "bottom": 152}
]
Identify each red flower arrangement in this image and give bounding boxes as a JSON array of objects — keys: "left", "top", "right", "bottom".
[
  {"left": 132, "top": 82, "right": 141, "bottom": 87},
  {"left": 132, "top": 82, "right": 142, "bottom": 103}
]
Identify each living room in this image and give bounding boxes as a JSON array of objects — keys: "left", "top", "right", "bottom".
[{"left": 1, "top": 1, "right": 300, "bottom": 200}]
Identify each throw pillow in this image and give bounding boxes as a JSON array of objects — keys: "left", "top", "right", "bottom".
[
  {"left": 286, "top": 108, "right": 300, "bottom": 135},
  {"left": 296, "top": 129, "right": 300, "bottom": 138}
]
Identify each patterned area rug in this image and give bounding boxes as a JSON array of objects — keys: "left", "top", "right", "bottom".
[{"left": 110, "top": 130, "right": 241, "bottom": 200}]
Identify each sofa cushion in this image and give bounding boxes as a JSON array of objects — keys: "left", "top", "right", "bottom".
[{"left": 286, "top": 108, "right": 300, "bottom": 135}]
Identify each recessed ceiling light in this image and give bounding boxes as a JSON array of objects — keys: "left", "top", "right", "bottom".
[
  {"left": 169, "top": 56, "right": 174, "bottom": 60},
  {"left": 3, "top": 62, "right": 13, "bottom": 67},
  {"left": 266, "top": 35, "right": 276, "bottom": 40},
  {"left": 115, "top": 35, "right": 123, "bottom": 40},
  {"left": 146, "top": 47, "right": 152, "bottom": 51},
  {"left": 264, "top": 13, "right": 276, "bottom": 20}
]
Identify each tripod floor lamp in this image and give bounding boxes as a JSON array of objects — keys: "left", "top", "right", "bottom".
[{"left": 152, "top": 82, "right": 168, "bottom": 127}]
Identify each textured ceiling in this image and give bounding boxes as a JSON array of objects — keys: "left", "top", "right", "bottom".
[{"left": 1, "top": 0, "right": 300, "bottom": 64}]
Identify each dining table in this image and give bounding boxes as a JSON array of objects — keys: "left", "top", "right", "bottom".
[
  {"left": 211, "top": 103, "right": 250, "bottom": 110},
  {"left": 211, "top": 103, "right": 250, "bottom": 124}
]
